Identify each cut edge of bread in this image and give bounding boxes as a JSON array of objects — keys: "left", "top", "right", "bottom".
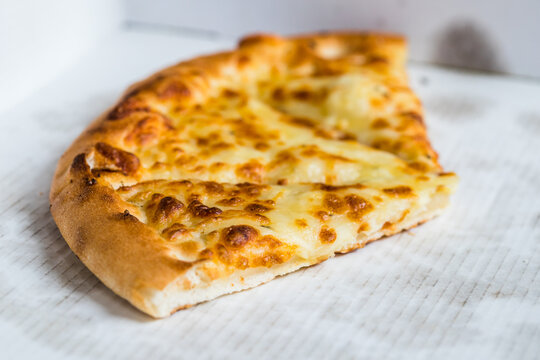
[{"left": 140, "top": 189, "right": 452, "bottom": 318}]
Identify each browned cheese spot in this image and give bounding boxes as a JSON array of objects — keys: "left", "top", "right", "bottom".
[
  {"left": 236, "top": 161, "right": 264, "bottom": 183},
  {"left": 323, "top": 193, "right": 346, "bottom": 214},
  {"left": 221, "top": 225, "right": 258, "bottom": 248},
  {"left": 371, "top": 138, "right": 391, "bottom": 151},
  {"left": 399, "top": 210, "right": 410, "bottom": 222},
  {"left": 277, "top": 178, "right": 288, "bottom": 185},
  {"left": 107, "top": 97, "right": 150, "bottom": 120},
  {"left": 383, "top": 186, "right": 414, "bottom": 197},
  {"left": 198, "top": 248, "right": 213, "bottom": 260},
  {"left": 231, "top": 118, "right": 274, "bottom": 142},
  {"left": 175, "top": 155, "right": 197, "bottom": 167},
  {"left": 94, "top": 142, "right": 140, "bottom": 175},
  {"left": 408, "top": 162, "right": 429, "bottom": 172},
  {"left": 217, "top": 197, "right": 244, "bottom": 207},
  {"left": 319, "top": 226, "right": 337, "bottom": 244},
  {"left": 272, "top": 87, "right": 285, "bottom": 101},
  {"left": 162, "top": 223, "right": 190, "bottom": 241},
  {"left": 255, "top": 142, "right": 270, "bottom": 151},
  {"left": 366, "top": 55, "right": 389, "bottom": 65},
  {"left": 245, "top": 203, "right": 272, "bottom": 213},
  {"left": 257, "top": 235, "right": 283, "bottom": 249},
  {"left": 345, "top": 194, "right": 373, "bottom": 220},
  {"left": 289, "top": 116, "right": 317, "bottom": 128},
  {"left": 314, "top": 183, "right": 365, "bottom": 191},
  {"left": 249, "top": 214, "right": 270, "bottom": 226},
  {"left": 292, "top": 87, "right": 329, "bottom": 102},
  {"left": 158, "top": 81, "right": 191, "bottom": 99},
  {"left": 315, "top": 210, "right": 330, "bottom": 221},
  {"left": 357, "top": 223, "right": 370, "bottom": 232},
  {"left": 401, "top": 111, "right": 424, "bottom": 126},
  {"left": 269, "top": 151, "right": 298, "bottom": 170},
  {"left": 171, "top": 180, "right": 193, "bottom": 189},
  {"left": 125, "top": 115, "right": 172, "bottom": 146},
  {"left": 209, "top": 162, "right": 226, "bottom": 172},
  {"left": 295, "top": 219, "right": 308, "bottom": 228},
  {"left": 215, "top": 244, "right": 231, "bottom": 264},
  {"left": 188, "top": 200, "right": 223, "bottom": 218},
  {"left": 233, "top": 182, "right": 268, "bottom": 197},
  {"left": 202, "top": 181, "right": 225, "bottom": 194},
  {"left": 371, "top": 118, "right": 390, "bottom": 129},
  {"left": 300, "top": 146, "right": 352, "bottom": 162},
  {"left": 252, "top": 254, "right": 286, "bottom": 267},
  {"left": 235, "top": 256, "right": 249, "bottom": 269},
  {"left": 382, "top": 221, "right": 394, "bottom": 231},
  {"left": 222, "top": 88, "right": 240, "bottom": 98},
  {"left": 237, "top": 55, "right": 251, "bottom": 66},
  {"left": 153, "top": 196, "right": 185, "bottom": 224},
  {"left": 314, "top": 128, "right": 357, "bottom": 141},
  {"left": 292, "top": 89, "right": 313, "bottom": 101},
  {"left": 178, "top": 241, "right": 202, "bottom": 256}
]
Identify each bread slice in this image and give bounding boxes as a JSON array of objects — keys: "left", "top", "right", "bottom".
[{"left": 50, "top": 32, "right": 457, "bottom": 317}]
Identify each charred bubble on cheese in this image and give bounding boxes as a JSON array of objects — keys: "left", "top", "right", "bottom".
[
  {"left": 217, "top": 197, "right": 245, "bottom": 207},
  {"left": 319, "top": 226, "right": 337, "bottom": 244},
  {"left": 232, "top": 182, "right": 269, "bottom": 198},
  {"left": 152, "top": 196, "right": 185, "bottom": 225},
  {"left": 201, "top": 181, "right": 225, "bottom": 195},
  {"left": 383, "top": 185, "right": 414, "bottom": 197},
  {"left": 93, "top": 142, "right": 140, "bottom": 175},
  {"left": 244, "top": 203, "right": 272, "bottom": 213},
  {"left": 295, "top": 219, "right": 308, "bottom": 228},
  {"left": 188, "top": 200, "right": 223, "bottom": 218},
  {"left": 221, "top": 225, "right": 258, "bottom": 248},
  {"left": 214, "top": 225, "right": 294, "bottom": 268}
]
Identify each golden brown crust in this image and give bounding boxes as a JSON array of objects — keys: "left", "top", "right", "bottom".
[{"left": 50, "top": 32, "right": 456, "bottom": 317}]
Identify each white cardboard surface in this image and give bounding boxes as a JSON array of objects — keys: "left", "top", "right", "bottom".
[{"left": 0, "top": 28, "right": 539, "bottom": 360}]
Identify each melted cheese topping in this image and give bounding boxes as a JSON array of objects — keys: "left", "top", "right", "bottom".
[{"left": 88, "top": 34, "right": 457, "bottom": 279}]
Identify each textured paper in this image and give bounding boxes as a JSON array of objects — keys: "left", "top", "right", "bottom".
[{"left": 1, "top": 28, "right": 539, "bottom": 360}]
